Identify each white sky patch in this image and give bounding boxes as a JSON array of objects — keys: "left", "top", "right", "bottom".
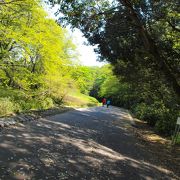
[
  {"left": 69, "top": 29, "right": 105, "bottom": 67},
  {"left": 44, "top": 4, "right": 105, "bottom": 67}
]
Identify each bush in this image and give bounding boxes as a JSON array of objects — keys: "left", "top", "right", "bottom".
[
  {"left": 0, "top": 97, "right": 20, "bottom": 116},
  {"left": 52, "top": 96, "right": 63, "bottom": 105},
  {"left": 155, "top": 110, "right": 179, "bottom": 135},
  {"left": 39, "top": 98, "right": 54, "bottom": 109},
  {"left": 18, "top": 97, "right": 54, "bottom": 110},
  {"left": 133, "top": 101, "right": 169, "bottom": 126},
  {"left": 18, "top": 100, "right": 33, "bottom": 111}
]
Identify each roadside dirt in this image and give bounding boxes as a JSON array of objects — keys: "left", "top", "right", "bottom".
[{"left": 129, "top": 118, "right": 180, "bottom": 178}]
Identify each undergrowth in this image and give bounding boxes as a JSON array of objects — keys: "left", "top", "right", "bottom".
[{"left": 0, "top": 87, "right": 99, "bottom": 116}]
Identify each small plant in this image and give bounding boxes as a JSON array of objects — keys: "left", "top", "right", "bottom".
[
  {"left": 40, "top": 98, "right": 54, "bottom": 109},
  {"left": 0, "top": 98, "right": 16, "bottom": 116}
]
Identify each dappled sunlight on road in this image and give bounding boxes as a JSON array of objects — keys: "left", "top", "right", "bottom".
[
  {"left": 0, "top": 107, "right": 177, "bottom": 179},
  {"left": 57, "top": 135, "right": 125, "bottom": 161},
  {"left": 0, "top": 141, "right": 29, "bottom": 154}
]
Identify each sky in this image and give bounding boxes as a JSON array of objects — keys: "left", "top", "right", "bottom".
[{"left": 45, "top": 5, "right": 105, "bottom": 67}]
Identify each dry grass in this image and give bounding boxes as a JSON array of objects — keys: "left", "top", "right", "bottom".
[{"left": 133, "top": 118, "right": 171, "bottom": 145}]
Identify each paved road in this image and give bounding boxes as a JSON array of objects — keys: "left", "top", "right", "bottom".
[{"left": 0, "top": 107, "right": 177, "bottom": 180}]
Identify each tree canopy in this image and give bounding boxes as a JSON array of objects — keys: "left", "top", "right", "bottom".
[
  {"left": 50, "top": 0, "right": 180, "bottom": 98},
  {"left": 47, "top": 0, "right": 180, "bottom": 134},
  {"left": 0, "top": 0, "right": 179, "bottom": 135},
  {"left": 0, "top": 0, "right": 75, "bottom": 92},
  {"left": 0, "top": 0, "right": 85, "bottom": 111}
]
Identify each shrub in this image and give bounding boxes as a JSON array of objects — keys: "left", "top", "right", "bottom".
[
  {"left": 132, "top": 103, "right": 147, "bottom": 120},
  {"left": 155, "top": 110, "right": 179, "bottom": 135},
  {"left": 18, "top": 97, "right": 54, "bottom": 110},
  {"left": 18, "top": 100, "right": 33, "bottom": 111},
  {"left": 133, "top": 101, "right": 169, "bottom": 126},
  {"left": 52, "top": 96, "right": 63, "bottom": 105},
  {"left": 39, "top": 98, "right": 54, "bottom": 109},
  {"left": 0, "top": 98, "right": 19, "bottom": 116}
]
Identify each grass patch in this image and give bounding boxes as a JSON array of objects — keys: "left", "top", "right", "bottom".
[{"left": 63, "top": 91, "right": 99, "bottom": 107}]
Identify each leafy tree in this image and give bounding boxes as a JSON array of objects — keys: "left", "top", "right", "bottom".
[
  {"left": 71, "top": 66, "right": 97, "bottom": 95},
  {"left": 50, "top": 0, "right": 180, "bottom": 97},
  {"left": 0, "top": 0, "right": 77, "bottom": 102},
  {"left": 48, "top": 0, "right": 180, "bottom": 134},
  {"left": 89, "top": 65, "right": 111, "bottom": 99}
]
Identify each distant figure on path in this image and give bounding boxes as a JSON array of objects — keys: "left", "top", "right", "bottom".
[
  {"left": 106, "top": 99, "right": 111, "bottom": 108},
  {"left": 102, "top": 98, "right": 106, "bottom": 107}
]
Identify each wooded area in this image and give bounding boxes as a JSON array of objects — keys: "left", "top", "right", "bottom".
[
  {"left": 0, "top": 0, "right": 179, "bottom": 135},
  {"left": 0, "top": 0, "right": 98, "bottom": 114},
  {"left": 48, "top": 0, "right": 180, "bottom": 135}
]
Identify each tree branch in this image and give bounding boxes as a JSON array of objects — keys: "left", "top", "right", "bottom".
[
  {"left": 0, "top": 0, "right": 24, "bottom": 5},
  {"left": 168, "top": 21, "right": 180, "bottom": 32}
]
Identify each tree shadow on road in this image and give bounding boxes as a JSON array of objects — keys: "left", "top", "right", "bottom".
[{"left": 0, "top": 107, "right": 178, "bottom": 179}]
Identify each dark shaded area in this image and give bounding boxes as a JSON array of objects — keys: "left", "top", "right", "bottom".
[
  {"left": 130, "top": 118, "right": 180, "bottom": 173},
  {"left": 0, "top": 107, "right": 178, "bottom": 179}
]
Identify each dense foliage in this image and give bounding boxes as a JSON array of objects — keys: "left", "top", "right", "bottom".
[
  {"left": 71, "top": 65, "right": 98, "bottom": 95},
  {"left": 0, "top": 0, "right": 179, "bottom": 135},
  {"left": 0, "top": 0, "right": 98, "bottom": 115},
  {"left": 54, "top": 0, "right": 180, "bottom": 96},
  {"left": 89, "top": 65, "right": 179, "bottom": 135},
  {"left": 49, "top": 0, "right": 180, "bottom": 135}
]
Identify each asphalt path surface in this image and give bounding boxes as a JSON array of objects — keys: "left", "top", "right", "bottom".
[{"left": 0, "top": 106, "right": 177, "bottom": 180}]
